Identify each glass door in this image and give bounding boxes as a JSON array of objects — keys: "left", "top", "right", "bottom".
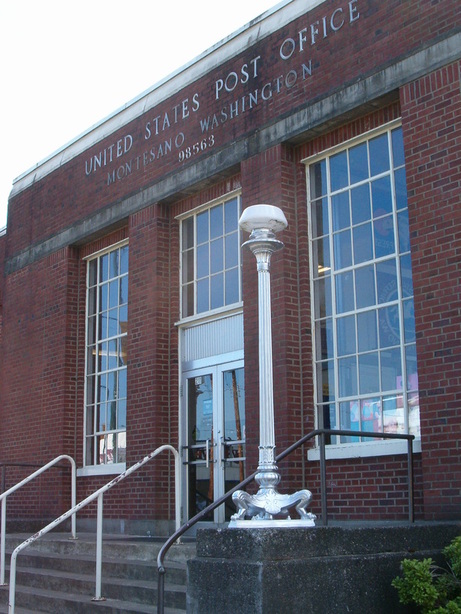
[{"left": 183, "top": 362, "right": 245, "bottom": 524}]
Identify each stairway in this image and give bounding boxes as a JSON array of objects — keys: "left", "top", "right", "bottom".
[{"left": 0, "top": 533, "right": 194, "bottom": 613}]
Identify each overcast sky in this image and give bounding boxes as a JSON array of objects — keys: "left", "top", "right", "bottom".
[{"left": 0, "top": 0, "right": 281, "bottom": 230}]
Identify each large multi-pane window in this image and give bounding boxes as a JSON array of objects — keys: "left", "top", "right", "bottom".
[
  {"left": 308, "top": 125, "right": 420, "bottom": 445},
  {"left": 85, "top": 242, "right": 128, "bottom": 466},
  {"left": 181, "top": 195, "right": 242, "bottom": 318}
]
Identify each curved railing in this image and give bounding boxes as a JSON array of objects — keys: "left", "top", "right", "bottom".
[
  {"left": 7, "top": 445, "right": 180, "bottom": 614},
  {"left": 0, "top": 455, "right": 76, "bottom": 587},
  {"left": 157, "top": 428, "right": 415, "bottom": 614}
]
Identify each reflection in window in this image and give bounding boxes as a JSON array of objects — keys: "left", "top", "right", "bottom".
[
  {"left": 181, "top": 196, "right": 242, "bottom": 317},
  {"left": 308, "top": 126, "right": 420, "bottom": 444},
  {"left": 85, "top": 243, "right": 128, "bottom": 465}
]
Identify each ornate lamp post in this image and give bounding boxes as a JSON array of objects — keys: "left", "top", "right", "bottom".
[{"left": 230, "top": 204, "right": 315, "bottom": 527}]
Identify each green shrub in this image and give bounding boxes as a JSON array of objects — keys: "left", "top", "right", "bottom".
[{"left": 392, "top": 536, "right": 461, "bottom": 614}]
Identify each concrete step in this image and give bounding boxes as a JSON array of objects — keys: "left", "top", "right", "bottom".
[
  {"left": 0, "top": 533, "right": 194, "bottom": 614},
  {"left": 0, "top": 584, "right": 185, "bottom": 613}
]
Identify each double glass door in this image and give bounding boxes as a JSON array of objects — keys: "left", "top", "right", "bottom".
[{"left": 183, "top": 361, "right": 245, "bottom": 524}]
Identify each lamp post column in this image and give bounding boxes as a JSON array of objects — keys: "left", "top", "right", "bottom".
[{"left": 230, "top": 204, "right": 315, "bottom": 526}]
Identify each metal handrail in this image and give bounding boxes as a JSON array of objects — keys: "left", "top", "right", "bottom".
[
  {"left": 0, "top": 455, "right": 77, "bottom": 587},
  {"left": 7, "top": 445, "right": 180, "bottom": 614},
  {"left": 157, "top": 428, "right": 415, "bottom": 614}
]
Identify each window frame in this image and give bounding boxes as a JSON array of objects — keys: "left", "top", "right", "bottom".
[
  {"left": 178, "top": 192, "right": 243, "bottom": 324},
  {"left": 81, "top": 239, "right": 129, "bottom": 475},
  {"left": 304, "top": 121, "right": 421, "bottom": 459}
]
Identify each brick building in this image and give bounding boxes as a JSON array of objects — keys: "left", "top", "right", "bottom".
[{"left": 0, "top": 0, "right": 460, "bottom": 532}]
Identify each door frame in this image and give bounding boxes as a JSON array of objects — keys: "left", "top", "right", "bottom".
[{"left": 181, "top": 357, "right": 244, "bottom": 526}]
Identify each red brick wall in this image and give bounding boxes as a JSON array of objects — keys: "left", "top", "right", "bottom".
[
  {"left": 0, "top": 247, "right": 80, "bottom": 519},
  {"left": 401, "top": 60, "right": 461, "bottom": 519}
]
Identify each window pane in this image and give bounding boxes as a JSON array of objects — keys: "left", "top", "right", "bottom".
[
  {"left": 313, "top": 236, "right": 331, "bottom": 273},
  {"left": 109, "top": 250, "right": 119, "bottom": 277},
  {"left": 318, "top": 361, "right": 335, "bottom": 401},
  {"left": 359, "top": 352, "right": 379, "bottom": 394},
  {"left": 88, "top": 287, "right": 97, "bottom": 316},
  {"left": 379, "top": 305, "right": 400, "bottom": 348},
  {"left": 182, "top": 217, "right": 194, "bottom": 250},
  {"left": 119, "top": 276, "right": 128, "bottom": 305},
  {"left": 120, "top": 246, "right": 128, "bottom": 275},
  {"left": 316, "top": 318, "right": 334, "bottom": 360},
  {"left": 331, "top": 191, "right": 350, "bottom": 231},
  {"left": 330, "top": 151, "right": 348, "bottom": 191},
  {"left": 225, "top": 233, "right": 238, "bottom": 269},
  {"left": 361, "top": 399, "right": 381, "bottom": 432},
  {"left": 100, "top": 254, "right": 109, "bottom": 282},
  {"left": 182, "top": 250, "right": 194, "bottom": 284},
  {"left": 357, "top": 310, "right": 377, "bottom": 352},
  {"left": 88, "top": 260, "right": 97, "bottom": 286},
  {"left": 313, "top": 276, "right": 332, "bottom": 318},
  {"left": 338, "top": 355, "right": 357, "bottom": 397},
  {"left": 99, "top": 284, "right": 108, "bottom": 313},
  {"left": 108, "top": 308, "right": 118, "bottom": 339},
  {"left": 197, "top": 244, "right": 209, "bottom": 278},
  {"left": 182, "top": 283, "right": 194, "bottom": 317},
  {"left": 351, "top": 184, "right": 371, "bottom": 225},
  {"left": 340, "top": 401, "right": 360, "bottom": 441},
  {"left": 210, "top": 238, "right": 223, "bottom": 274},
  {"left": 196, "top": 210, "right": 208, "bottom": 244},
  {"left": 225, "top": 268, "right": 239, "bottom": 305},
  {"left": 197, "top": 278, "right": 209, "bottom": 313},
  {"left": 372, "top": 176, "right": 393, "bottom": 217},
  {"left": 211, "top": 273, "right": 224, "bottom": 310},
  {"left": 400, "top": 254, "right": 414, "bottom": 296},
  {"left": 403, "top": 299, "right": 416, "bottom": 343},
  {"left": 381, "top": 348, "right": 402, "bottom": 391},
  {"left": 398, "top": 209, "right": 410, "bottom": 253},
  {"left": 210, "top": 204, "right": 223, "bottom": 240},
  {"left": 383, "top": 394, "right": 404, "bottom": 434},
  {"left": 337, "top": 315, "right": 356, "bottom": 356},
  {"left": 312, "top": 198, "right": 329, "bottom": 237},
  {"left": 353, "top": 223, "right": 373, "bottom": 264},
  {"left": 369, "top": 133, "right": 389, "bottom": 176},
  {"left": 406, "top": 345, "right": 418, "bottom": 390},
  {"left": 118, "top": 400, "right": 127, "bottom": 429},
  {"left": 394, "top": 167, "right": 408, "bottom": 210},
  {"left": 391, "top": 127, "right": 405, "bottom": 168},
  {"left": 224, "top": 198, "right": 238, "bottom": 234},
  {"left": 349, "top": 142, "right": 368, "bottom": 184},
  {"left": 334, "top": 229, "right": 352, "bottom": 270},
  {"left": 355, "top": 264, "right": 376, "bottom": 309},
  {"left": 310, "top": 160, "right": 327, "bottom": 199},
  {"left": 109, "top": 280, "right": 118, "bottom": 309},
  {"left": 335, "top": 272, "right": 354, "bottom": 313},
  {"left": 374, "top": 215, "right": 395, "bottom": 258},
  {"left": 376, "top": 259, "right": 397, "bottom": 304}
]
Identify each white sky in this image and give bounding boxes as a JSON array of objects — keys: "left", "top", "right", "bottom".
[{"left": 0, "top": 0, "right": 281, "bottom": 230}]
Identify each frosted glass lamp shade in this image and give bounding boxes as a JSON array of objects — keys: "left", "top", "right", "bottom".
[{"left": 239, "top": 205, "right": 288, "bottom": 234}]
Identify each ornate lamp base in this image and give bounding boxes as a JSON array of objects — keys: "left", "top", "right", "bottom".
[{"left": 229, "top": 486, "right": 316, "bottom": 527}]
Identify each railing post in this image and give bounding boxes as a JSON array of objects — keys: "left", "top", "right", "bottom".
[
  {"left": 320, "top": 431, "right": 328, "bottom": 526},
  {"left": 94, "top": 493, "right": 104, "bottom": 601},
  {"left": 0, "top": 498, "right": 6, "bottom": 586},
  {"left": 174, "top": 448, "right": 181, "bottom": 533},
  {"left": 407, "top": 437, "right": 415, "bottom": 524},
  {"left": 8, "top": 548, "right": 17, "bottom": 614}
]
